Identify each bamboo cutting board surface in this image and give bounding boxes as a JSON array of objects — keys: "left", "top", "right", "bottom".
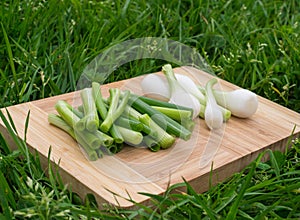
[{"left": 1, "top": 66, "right": 300, "bottom": 208}]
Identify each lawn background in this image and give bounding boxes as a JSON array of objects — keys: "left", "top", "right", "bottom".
[{"left": 0, "top": 0, "right": 299, "bottom": 219}]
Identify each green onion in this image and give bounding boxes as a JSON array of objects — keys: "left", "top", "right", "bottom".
[
  {"left": 107, "top": 142, "right": 123, "bottom": 154},
  {"left": 51, "top": 83, "right": 192, "bottom": 159},
  {"left": 139, "top": 114, "right": 175, "bottom": 149},
  {"left": 75, "top": 118, "right": 86, "bottom": 131},
  {"left": 115, "top": 116, "right": 144, "bottom": 132},
  {"left": 75, "top": 132, "right": 99, "bottom": 161},
  {"left": 114, "top": 125, "right": 143, "bottom": 146},
  {"left": 198, "top": 85, "right": 257, "bottom": 119},
  {"left": 181, "top": 119, "right": 195, "bottom": 131},
  {"left": 94, "top": 130, "right": 114, "bottom": 147},
  {"left": 151, "top": 106, "right": 192, "bottom": 122},
  {"left": 48, "top": 113, "right": 76, "bottom": 139},
  {"left": 80, "top": 88, "right": 99, "bottom": 132},
  {"left": 204, "top": 78, "right": 223, "bottom": 129},
  {"left": 198, "top": 104, "right": 206, "bottom": 119},
  {"left": 92, "top": 82, "right": 108, "bottom": 120},
  {"left": 74, "top": 129, "right": 102, "bottom": 150},
  {"left": 100, "top": 89, "right": 130, "bottom": 132},
  {"left": 138, "top": 95, "right": 194, "bottom": 113},
  {"left": 143, "top": 136, "right": 160, "bottom": 152},
  {"left": 122, "top": 105, "right": 157, "bottom": 136},
  {"left": 123, "top": 104, "right": 143, "bottom": 120},
  {"left": 197, "top": 85, "right": 232, "bottom": 121},
  {"left": 109, "top": 124, "right": 124, "bottom": 144},
  {"left": 55, "top": 100, "right": 80, "bottom": 128},
  {"left": 100, "top": 88, "right": 120, "bottom": 132},
  {"left": 174, "top": 73, "right": 206, "bottom": 105},
  {"left": 48, "top": 113, "right": 98, "bottom": 161},
  {"left": 96, "top": 148, "right": 104, "bottom": 158},
  {"left": 128, "top": 95, "right": 191, "bottom": 140},
  {"left": 64, "top": 103, "right": 84, "bottom": 119},
  {"left": 162, "top": 64, "right": 201, "bottom": 119},
  {"left": 141, "top": 123, "right": 155, "bottom": 136}
]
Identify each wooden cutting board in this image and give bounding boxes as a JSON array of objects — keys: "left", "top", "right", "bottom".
[{"left": 1, "top": 66, "right": 299, "bottom": 208}]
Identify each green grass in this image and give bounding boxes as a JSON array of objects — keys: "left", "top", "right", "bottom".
[{"left": 0, "top": 0, "right": 300, "bottom": 218}]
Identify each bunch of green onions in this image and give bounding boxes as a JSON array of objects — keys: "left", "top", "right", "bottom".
[{"left": 48, "top": 82, "right": 194, "bottom": 161}]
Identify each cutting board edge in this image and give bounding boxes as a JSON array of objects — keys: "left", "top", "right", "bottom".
[{"left": 177, "top": 129, "right": 300, "bottom": 196}]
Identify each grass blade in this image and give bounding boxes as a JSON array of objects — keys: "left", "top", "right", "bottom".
[
  {"left": 1, "top": 22, "right": 19, "bottom": 98},
  {"left": 0, "top": 109, "right": 23, "bottom": 149},
  {"left": 0, "top": 170, "right": 15, "bottom": 219},
  {"left": 184, "top": 180, "right": 217, "bottom": 219},
  {"left": 0, "top": 133, "right": 11, "bottom": 155},
  {"left": 4, "top": 108, "right": 18, "bottom": 135},
  {"left": 225, "top": 157, "right": 259, "bottom": 220},
  {"left": 23, "top": 110, "right": 30, "bottom": 142},
  {"left": 267, "top": 149, "right": 281, "bottom": 177}
]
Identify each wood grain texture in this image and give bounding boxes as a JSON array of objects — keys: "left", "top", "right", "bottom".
[{"left": 1, "top": 66, "right": 300, "bottom": 208}]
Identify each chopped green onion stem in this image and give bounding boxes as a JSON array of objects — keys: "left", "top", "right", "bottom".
[
  {"left": 139, "top": 114, "right": 175, "bottom": 149},
  {"left": 143, "top": 136, "right": 160, "bottom": 152},
  {"left": 115, "top": 116, "right": 144, "bottom": 131},
  {"left": 100, "top": 89, "right": 129, "bottom": 132},
  {"left": 75, "top": 133, "right": 99, "bottom": 161},
  {"left": 48, "top": 113, "right": 98, "bottom": 161},
  {"left": 138, "top": 95, "right": 194, "bottom": 113},
  {"left": 48, "top": 113, "right": 76, "bottom": 139},
  {"left": 151, "top": 106, "right": 192, "bottom": 122},
  {"left": 115, "top": 125, "right": 143, "bottom": 146},
  {"left": 107, "top": 142, "right": 123, "bottom": 154},
  {"left": 128, "top": 95, "right": 191, "bottom": 140},
  {"left": 109, "top": 124, "right": 124, "bottom": 144},
  {"left": 74, "top": 129, "right": 102, "bottom": 150},
  {"left": 55, "top": 100, "right": 80, "bottom": 128},
  {"left": 92, "top": 82, "right": 108, "bottom": 120},
  {"left": 94, "top": 130, "right": 114, "bottom": 147},
  {"left": 80, "top": 88, "right": 99, "bottom": 132}
]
